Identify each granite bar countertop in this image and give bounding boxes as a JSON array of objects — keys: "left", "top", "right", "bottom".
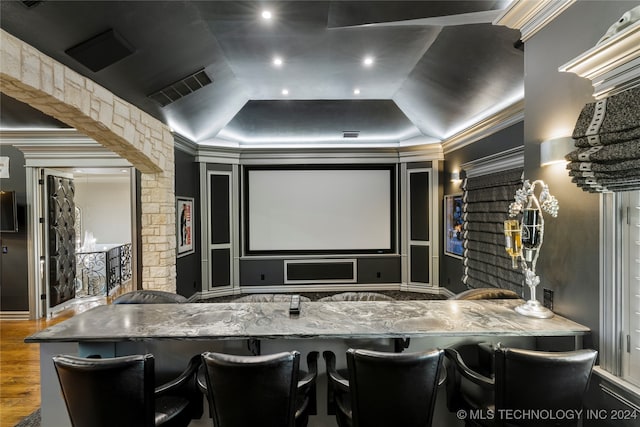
[{"left": 25, "top": 299, "right": 590, "bottom": 343}]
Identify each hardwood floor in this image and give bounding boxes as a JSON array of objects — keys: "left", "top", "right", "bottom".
[
  {"left": 1, "top": 314, "right": 59, "bottom": 426},
  {"left": 0, "top": 292, "right": 125, "bottom": 426}
]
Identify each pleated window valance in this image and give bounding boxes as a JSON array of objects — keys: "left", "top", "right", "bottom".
[
  {"left": 567, "top": 86, "right": 640, "bottom": 193},
  {"left": 462, "top": 168, "right": 524, "bottom": 292}
]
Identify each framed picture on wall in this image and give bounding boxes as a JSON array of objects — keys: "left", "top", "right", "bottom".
[
  {"left": 176, "top": 196, "right": 195, "bottom": 257},
  {"left": 444, "top": 193, "right": 464, "bottom": 258}
]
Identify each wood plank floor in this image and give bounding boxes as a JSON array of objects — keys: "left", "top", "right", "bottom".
[{"left": 0, "top": 292, "right": 126, "bottom": 427}]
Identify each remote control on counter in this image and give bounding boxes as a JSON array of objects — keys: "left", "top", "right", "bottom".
[{"left": 289, "top": 295, "right": 301, "bottom": 315}]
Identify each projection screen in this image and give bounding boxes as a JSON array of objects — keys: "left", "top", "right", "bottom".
[{"left": 245, "top": 167, "right": 394, "bottom": 253}]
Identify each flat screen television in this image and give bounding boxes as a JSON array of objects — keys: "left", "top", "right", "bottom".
[{"left": 0, "top": 191, "right": 18, "bottom": 232}]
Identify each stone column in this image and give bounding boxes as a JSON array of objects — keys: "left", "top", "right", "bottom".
[{"left": 0, "top": 29, "right": 176, "bottom": 292}]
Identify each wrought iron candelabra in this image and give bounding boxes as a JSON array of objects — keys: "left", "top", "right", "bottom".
[{"left": 505, "top": 179, "right": 559, "bottom": 319}]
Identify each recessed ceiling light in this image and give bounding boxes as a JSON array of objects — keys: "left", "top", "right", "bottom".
[
  {"left": 261, "top": 10, "right": 272, "bottom": 20},
  {"left": 353, "top": 88, "right": 361, "bottom": 95},
  {"left": 282, "top": 89, "right": 289, "bottom": 95},
  {"left": 273, "top": 57, "right": 283, "bottom": 67},
  {"left": 363, "top": 56, "right": 374, "bottom": 67}
]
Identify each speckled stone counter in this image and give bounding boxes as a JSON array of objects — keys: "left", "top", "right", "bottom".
[
  {"left": 26, "top": 299, "right": 590, "bottom": 343},
  {"left": 29, "top": 299, "right": 590, "bottom": 427}
]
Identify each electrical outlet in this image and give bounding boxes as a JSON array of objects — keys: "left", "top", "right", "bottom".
[{"left": 543, "top": 288, "right": 554, "bottom": 310}]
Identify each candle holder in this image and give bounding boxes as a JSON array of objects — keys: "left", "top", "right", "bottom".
[{"left": 507, "top": 180, "right": 559, "bottom": 319}]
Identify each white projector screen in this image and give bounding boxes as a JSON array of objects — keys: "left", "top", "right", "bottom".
[{"left": 246, "top": 167, "right": 394, "bottom": 253}]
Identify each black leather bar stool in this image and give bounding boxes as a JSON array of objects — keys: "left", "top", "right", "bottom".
[
  {"left": 324, "top": 348, "right": 444, "bottom": 427},
  {"left": 445, "top": 346, "right": 598, "bottom": 426},
  {"left": 197, "top": 350, "right": 319, "bottom": 427},
  {"left": 52, "top": 353, "right": 201, "bottom": 427},
  {"left": 446, "top": 286, "right": 520, "bottom": 393},
  {"left": 232, "top": 293, "right": 312, "bottom": 302},
  {"left": 200, "top": 350, "right": 318, "bottom": 427},
  {"left": 113, "top": 289, "right": 188, "bottom": 304},
  {"left": 317, "top": 292, "right": 395, "bottom": 302}
]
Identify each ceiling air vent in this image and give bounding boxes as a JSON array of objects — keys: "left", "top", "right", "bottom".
[
  {"left": 21, "top": 1, "right": 43, "bottom": 8},
  {"left": 342, "top": 131, "right": 360, "bottom": 139},
  {"left": 65, "top": 29, "right": 135, "bottom": 72},
  {"left": 148, "top": 69, "right": 213, "bottom": 107}
]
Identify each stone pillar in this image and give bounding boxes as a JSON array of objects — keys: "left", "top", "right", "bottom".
[{"left": 0, "top": 29, "right": 176, "bottom": 292}]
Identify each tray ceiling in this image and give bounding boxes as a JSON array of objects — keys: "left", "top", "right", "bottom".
[{"left": 0, "top": 1, "right": 523, "bottom": 149}]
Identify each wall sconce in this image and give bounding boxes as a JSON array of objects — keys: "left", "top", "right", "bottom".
[
  {"left": 540, "top": 136, "right": 574, "bottom": 166},
  {"left": 451, "top": 171, "right": 461, "bottom": 182}
]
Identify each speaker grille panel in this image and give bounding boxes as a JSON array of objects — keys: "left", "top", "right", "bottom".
[
  {"left": 284, "top": 259, "right": 357, "bottom": 284},
  {"left": 65, "top": 29, "right": 134, "bottom": 72}
]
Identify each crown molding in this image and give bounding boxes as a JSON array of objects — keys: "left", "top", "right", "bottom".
[
  {"left": 441, "top": 100, "right": 524, "bottom": 155},
  {"left": 493, "top": 0, "right": 576, "bottom": 42},
  {"left": 173, "top": 132, "right": 199, "bottom": 156},
  {"left": 0, "top": 128, "right": 89, "bottom": 143},
  {"left": 195, "top": 145, "right": 242, "bottom": 165},
  {"left": 193, "top": 143, "right": 444, "bottom": 165},
  {"left": 559, "top": 20, "right": 640, "bottom": 99},
  {"left": 397, "top": 144, "right": 443, "bottom": 163},
  {"left": 0, "top": 128, "right": 131, "bottom": 167},
  {"left": 461, "top": 146, "right": 524, "bottom": 178},
  {"left": 239, "top": 147, "right": 402, "bottom": 165}
]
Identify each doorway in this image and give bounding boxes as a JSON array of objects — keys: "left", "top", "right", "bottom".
[{"left": 32, "top": 167, "right": 137, "bottom": 318}]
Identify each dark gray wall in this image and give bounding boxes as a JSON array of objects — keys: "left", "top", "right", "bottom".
[
  {"left": 522, "top": 0, "right": 635, "bottom": 351},
  {"left": 441, "top": 122, "right": 524, "bottom": 294},
  {"left": 0, "top": 145, "right": 29, "bottom": 311},
  {"left": 441, "top": 1, "right": 634, "bottom": 350},
  {"left": 174, "top": 148, "right": 201, "bottom": 297}
]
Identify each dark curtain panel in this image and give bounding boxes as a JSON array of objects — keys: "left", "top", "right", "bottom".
[
  {"left": 567, "top": 86, "right": 640, "bottom": 192},
  {"left": 462, "top": 168, "right": 523, "bottom": 292}
]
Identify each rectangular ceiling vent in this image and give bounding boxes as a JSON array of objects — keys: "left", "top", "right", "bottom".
[
  {"left": 148, "top": 69, "right": 213, "bottom": 107},
  {"left": 21, "top": 1, "right": 43, "bottom": 8},
  {"left": 342, "top": 131, "right": 360, "bottom": 138},
  {"left": 65, "top": 29, "right": 135, "bottom": 72}
]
